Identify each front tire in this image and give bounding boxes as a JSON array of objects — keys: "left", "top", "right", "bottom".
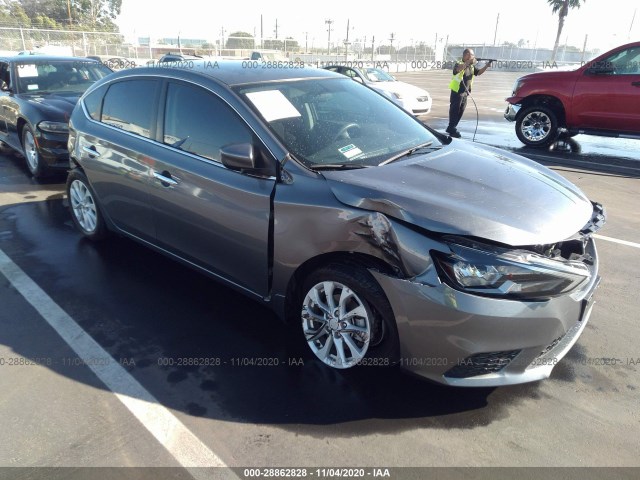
[
  {"left": 22, "top": 125, "right": 47, "bottom": 178},
  {"left": 515, "top": 106, "right": 559, "bottom": 147},
  {"left": 299, "top": 264, "right": 398, "bottom": 370},
  {"left": 66, "top": 169, "right": 106, "bottom": 240}
]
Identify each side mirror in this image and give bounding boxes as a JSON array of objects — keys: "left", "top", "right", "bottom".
[
  {"left": 0, "top": 80, "right": 10, "bottom": 92},
  {"left": 221, "top": 143, "right": 255, "bottom": 170},
  {"left": 220, "top": 143, "right": 277, "bottom": 177}
]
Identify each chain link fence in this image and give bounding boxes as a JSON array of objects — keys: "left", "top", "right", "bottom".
[
  {"left": 0, "top": 26, "right": 134, "bottom": 57},
  {"left": 0, "top": 27, "right": 601, "bottom": 73}
]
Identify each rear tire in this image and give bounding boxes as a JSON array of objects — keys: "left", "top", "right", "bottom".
[
  {"left": 515, "top": 106, "right": 559, "bottom": 147},
  {"left": 66, "top": 169, "right": 107, "bottom": 241}
]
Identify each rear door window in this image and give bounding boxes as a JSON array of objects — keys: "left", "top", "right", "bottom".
[{"left": 101, "top": 79, "right": 158, "bottom": 139}]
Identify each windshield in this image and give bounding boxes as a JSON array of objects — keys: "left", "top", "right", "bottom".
[
  {"left": 362, "top": 68, "right": 395, "bottom": 82},
  {"left": 236, "top": 77, "right": 439, "bottom": 168},
  {"left": 14, "top": 61, "right": 111, "bottom": 95}
]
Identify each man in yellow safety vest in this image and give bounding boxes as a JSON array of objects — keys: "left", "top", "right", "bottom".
[{"left": 446, "top": 48, "right": 491, "bottom": 138}]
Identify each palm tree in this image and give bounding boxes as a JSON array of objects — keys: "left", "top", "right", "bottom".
[{"left": 547, "top": 0, "right": 584, "bottom": 62}]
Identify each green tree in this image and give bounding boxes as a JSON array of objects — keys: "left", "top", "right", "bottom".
[
  {"left": 377, "top": 45, "right": 396, "bottom": 55},
  {"left": 7, "top": 0, "right": 121, "bottom": 31},
  {"left": 32, "top": 13, "right": 58, "bottom": 28},
  {"left": 226, "top": 31, "right": 254, "bottom": 49},
  {"left": 77, "top": 0, "right": 122, "bottom": 30},
  {"left": 263, "top": 39, "right": 283, "bottom": 50},
  {"left": 0, "top": 1, "right": 31, "bottom": 26},
  {"left": 284, "top": 36, "right": 298, "bottom": 49},
  {"left": 547, "top": 0, "right": 584, "bottom": 62}
]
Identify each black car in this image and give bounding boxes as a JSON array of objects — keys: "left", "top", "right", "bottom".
[{"left": 0, "top": 55, "right": 111, "bottom": 177}]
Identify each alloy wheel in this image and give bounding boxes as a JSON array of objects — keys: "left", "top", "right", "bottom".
[
  {"left": 301, "top": 280, "right": 372, "bottom": 368},
  {"left": 69, "top": 179, "right": 98, "bottom": 233}
]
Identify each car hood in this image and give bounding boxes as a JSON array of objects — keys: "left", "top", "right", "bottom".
[
  {"left": 322, "top": 142, "right": 593, "bottom": 246},
  {"left": 22, "top": 93, "right": 81, "bottom": 117},
  {"left": 519, "top": 70, "right": 579, "bottom": 81},
  {"left": 368, "top": 80, "right": 429, "bottom": 97}
]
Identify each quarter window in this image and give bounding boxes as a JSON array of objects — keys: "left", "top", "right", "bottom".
[
  {"left": 163, "top": 83, "right": 252, "bottom": 162},
  {"left": 83, "top": 84, "right": 108, "bottom": 121},
  {"left": 101, "top": 80, "right": 157, "bottom": 138}
]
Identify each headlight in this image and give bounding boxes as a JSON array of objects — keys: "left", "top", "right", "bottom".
[
  {"left": 432, "top": 240, "right": 590, "bottom": 300},
  {"left": 38, "top": 121, "right": 69, "bottom": 133}
]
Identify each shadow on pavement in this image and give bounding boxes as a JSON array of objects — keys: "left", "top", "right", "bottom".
[{"left": 0, "top": 197, "right": 549, "bottom": 433}]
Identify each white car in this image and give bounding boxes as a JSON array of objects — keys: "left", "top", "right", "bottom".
[{"left": 323, "top": 65, "right": 432, "bottom": 115}]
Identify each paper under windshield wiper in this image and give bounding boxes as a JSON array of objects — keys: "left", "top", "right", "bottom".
[
  {"left": 312, "top": 163, "right": 369, "bottom": 170},
  {"left": 378, "top": 142, "right": 440, "bottom": 166}
]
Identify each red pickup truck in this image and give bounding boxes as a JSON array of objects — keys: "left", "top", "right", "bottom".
[{"left": 505, "top": 41, "right": 640, "bottom": 147}]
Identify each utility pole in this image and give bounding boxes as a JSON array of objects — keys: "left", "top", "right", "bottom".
[
  {"left": 274, "top": 19, "right": 278, "bottom": 39},
  {"left": 580, "top": 34, "right": 588, "bottom": 63},
  {"left": 493, "top": 13, "right": 500, "bottom": 46},
  {"left": 389, "top": 33, "right": 395, "bottom": 61},
  {"left": 344, "top": 19, "right": 351, "bottom": 60},
  {"left": 325, "top": 19, "right": 334, "bottom": 55},
  {"left": 304, "top": 32, "right": 308, "bottom": 53},
  {"left": 260, "top": 15, "right": 263, "bottom": 49},
  {"left": 371, "top": 36, "right": 375, "bottom": 62}
]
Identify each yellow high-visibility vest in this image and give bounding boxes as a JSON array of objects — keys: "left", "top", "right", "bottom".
[{"left": 449, "top": 61, "right": 475, "bottom": 93}]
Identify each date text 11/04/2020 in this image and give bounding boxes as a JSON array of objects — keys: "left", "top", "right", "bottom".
[{"left": 2, "top": 356, "right": 639, "bottom": 368}]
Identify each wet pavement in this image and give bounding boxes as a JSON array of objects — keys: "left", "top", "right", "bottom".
[
  {"left": 395, "top": 70, "right": 640, "bottom": 173},
  {"left": 0, "top": 75, "right": 639, "bottom": 473}
]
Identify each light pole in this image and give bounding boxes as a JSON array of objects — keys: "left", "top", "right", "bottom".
[
  {"left": 325, "top": 19, "right": 334, "bottom": 55},
  {"left": 343, "top": 19, "right": 351, "bottom": 60}
]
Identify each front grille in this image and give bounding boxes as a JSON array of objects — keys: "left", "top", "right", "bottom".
[{"left": 445, "top": 350, "right": 521, "bottom": 378}]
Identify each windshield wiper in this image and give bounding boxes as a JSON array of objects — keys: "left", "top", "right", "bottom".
[
  {"left": 311, "top": 163, "right": 369, "bottom": 171},
  {"left": 378, "top": 142, "right": 441, "bottom": 166}
]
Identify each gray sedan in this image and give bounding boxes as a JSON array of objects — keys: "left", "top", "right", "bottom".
[{"left": 66, "top": 62, "right": 605, "bottom": 386}]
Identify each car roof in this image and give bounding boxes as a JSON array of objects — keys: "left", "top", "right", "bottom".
[
  {"left": 0, "top": 55, "right": 101, "bottom": 63},
  {"left": 323, "top": 64, "right": 363, "bottom": 71},
  {"left": 108, "top": 60, "right": 342, "bottom": 86}
]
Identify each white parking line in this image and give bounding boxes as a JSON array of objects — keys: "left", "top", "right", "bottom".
[
  {"left": 0, "top": 248, "right": 232, "bottom": 477},
  {"left": 594, "top": 234, "right": 640, "bottom": 249}
]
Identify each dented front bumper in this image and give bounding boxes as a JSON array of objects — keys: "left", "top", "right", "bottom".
[{"left": 370, "top": 236, "right": 600, "bottom": 387}]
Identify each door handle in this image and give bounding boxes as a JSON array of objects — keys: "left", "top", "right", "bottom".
[
  {"left": 82, "top": 146, "right": 100, "bottom": 157},
  {"left": 153, "top": 170, "right": 179, "bottom": 187},
  {"left": 632, "top": 81, "right": 640, "bottom": 87}
]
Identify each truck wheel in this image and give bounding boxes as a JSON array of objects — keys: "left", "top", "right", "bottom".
[{"left": 515, "top": 106, "right": 559, "bottom": 147}]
